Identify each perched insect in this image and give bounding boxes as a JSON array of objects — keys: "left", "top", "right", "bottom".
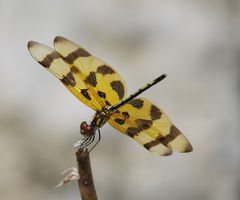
[{"left": 28, "top": 36, "right": 192, "bottom": 156}]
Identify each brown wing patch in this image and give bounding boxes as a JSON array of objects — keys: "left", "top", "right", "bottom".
[
  {"left": 61, "top": 72, "right": 76, "bottom": 87},
  {"left": 128, "top": 99, "right": 144, "bottom": 109},
  {"left": 80, "top": 89, "right": 92, "bottom": 100},
  {"left": 110, "top": 80, "right": 125, "bottom": 99},
  {"left": 39, "top": 51, "right": 60, "bottom": 68},
  {"left": 105, "top": 100, "right": 111, "bottom": 106},
  {"left": 126, "top": 127, "right": 141, "bottom": 137},
  {"left": 122, "top": 111, "right": 130, "bottom": 119},
  {"left": 114, "top": 118, "right": 125, "bottom": 125},
  {"left": 70, "top": 66, "right": 80, "bottom": 73},
  {"left": 143, "top": 125, "right": 180, "bottom": 149},
  {"left": 64, "top": 48, "right": 91, "bottom": 64},
  {"left": 135, "top": 119, "right": 153, "bottom": 130},
  {"left": 150, "top": 104, "right": 162, "bottom": 120},
  {"left": 85, "top": 72, "right": 97, "bottom": 87},
  {"left": 126, "top": 119, "right": 153, "bottom": 137},
  {"left": 97, "top": 91, "right": 106, "bottom": 98},
  {"left": 97, "top": 65, "right": 115, "bottom": 75}
]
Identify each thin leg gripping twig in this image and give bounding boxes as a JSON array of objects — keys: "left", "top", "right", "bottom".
[{"left": 76, "top": 148, "right": 98, "bottom": 200}]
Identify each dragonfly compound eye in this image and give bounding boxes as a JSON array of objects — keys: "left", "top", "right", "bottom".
[{"left": 80, "top": 121, "right": 95, "bottom": 137}]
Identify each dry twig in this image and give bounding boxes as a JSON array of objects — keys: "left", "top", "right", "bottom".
[{"left": 76, "top": 148, "right": 97, "bottom": 200}]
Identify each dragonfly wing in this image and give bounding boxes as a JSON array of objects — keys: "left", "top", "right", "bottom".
[
  {"left": 108, "top": 97, "right": 192, "bottom": 155},
  {"left": 54, "top": 36, "right": 127, "bottom": 108},
  {"left": 28, "top": 41, "right": 101, "bottom": 110}
]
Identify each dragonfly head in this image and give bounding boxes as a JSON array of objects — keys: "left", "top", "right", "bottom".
[{"left": 80, "top": 121, "right": 95, "bottom": 137}]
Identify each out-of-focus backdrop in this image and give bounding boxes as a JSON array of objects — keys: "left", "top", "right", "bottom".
[{"left": 0, "top": 1, "right": 240, "bottom": 200}]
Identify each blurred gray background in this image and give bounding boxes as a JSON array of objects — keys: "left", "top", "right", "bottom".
[{"left": 0, "top": 0, "right": 240, "bottom": 200}]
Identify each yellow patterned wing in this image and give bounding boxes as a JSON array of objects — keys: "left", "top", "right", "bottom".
[
  {"left": 53, "top": 36, "right": 127, "bottom": 108},
  {"left": 108, "top": 98, "right": 193, "bottom": 156},
  {"left": 28, "top": 41, "right": 102, "bottom": 110}
]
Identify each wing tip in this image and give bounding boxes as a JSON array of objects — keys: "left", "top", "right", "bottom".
[
  {"left": 27, "top": 41, "right": 38, "bottom": 49},
  {"left": 149, "top": 145, "right": 173, "bottom": 156},
  {"left": 162, "top": 150, "right": 173, "bottom": 156},
  {"left": 151, "top": 149, "right": 172, "bottom": 156},
  {"left": 183, "top": 143, "right": 193, "bottom": 153},
  {"left": 54, "top": 36, "right": 67, "bottom": 44}
]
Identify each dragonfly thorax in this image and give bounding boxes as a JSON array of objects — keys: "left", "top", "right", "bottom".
[
  {"left": 80, "top": 109, "right": 110, "bottom": 137},
  {"left": 93, "top": 109, "right": 110, "bottom": 127}
]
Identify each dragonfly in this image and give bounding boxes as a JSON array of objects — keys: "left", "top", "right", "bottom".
[{"left": 28, "top": 36, "right": 192, "bottom": 156}]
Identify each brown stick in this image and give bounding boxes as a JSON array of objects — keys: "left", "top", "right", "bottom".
[{"left": 76, "top": 148, "right": 98, "bottom": 200}]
